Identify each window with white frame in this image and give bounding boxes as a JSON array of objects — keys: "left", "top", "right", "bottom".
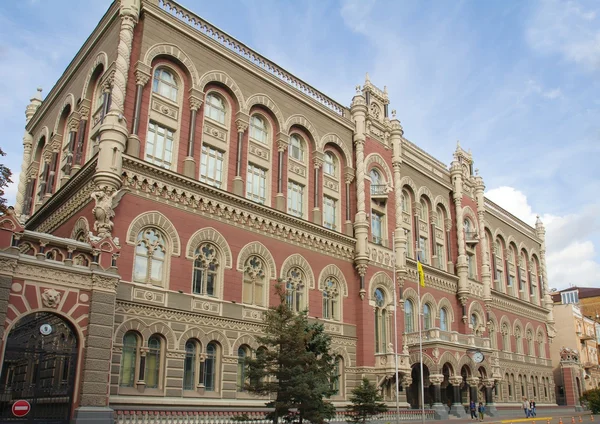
[
  {"left": 561, "top": 291, "right": 579, "bottom": 304},
  {"left": 249, "top": 115, "right": 268, "bottom": 144},
  {"left": 152, "top": 68, "right": 178, "bottom": 102},
  {"left": 323, "top": 152, "right": 336, "bottom": 176},
  {"left": 134, "top": 228, "right": 167, "bottom": 285},
  {"left": 436, "top": 207, "right": 443, "bottom": 228},
  {"left": 401, "top": 190, "right": 409, "bottom": 213},
  {"left": 246, "top": 163, "right": 267, "bottom": 204},
  {"left": 371, "top": 211, "right": 384, "bottom": 245},
  {"left": 243, "top": 255, "right": 266, "bottom": 307},
  {"left": 145, "top": 121, "right": 174, "bottom": 169},
  {"left": 322, "top": 277, "right": 340, "bottom": 321},
  {"left": 436, "top": 243, "right": 445, "bottom": 270},
  {"left": 370, "top": 169, "right": 385, "bottom": 195},
  {"left": 423, "top": 303, "right": 432, "bottom": 330},
  {"left": 205, "top": 93, "right": 226, "bottom": 125},
  {"left": 467, "top": 252, "right": 476, "bottom": 279},
  {"left": 290, "top": 134, "right": 304, "bottom": 162},
  {"left": 192, "top": 243, "right": 219, "bottom": 297},
  {"left": 419, "top": 200, "right": 428, "bottom": 221},
  {"left": 287, "top": 180, "right": 304, "bottom": 218},
  {"left": 199, "top": 144, "right": 224, "bottom": 188},
  {"left": 404, "top": 299, "right": 414, "bottom": 333},
  {"left": 374, "top": 288, "right": 388, "bottom": 353},
  {"left": 285, "top": 267, "right": 305, "bottom": 312},
  {"left": 419, "top": 236, "right": 429, "bottom": 264},
  {"left": 439, "top": 307, "right": 448, "bottom": 331},
  {"left": 323, "top": 196, "right": 337, "bottom": 230}
]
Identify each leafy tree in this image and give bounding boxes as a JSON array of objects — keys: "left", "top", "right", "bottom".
[
  {"left": 581, "top": 387, "right": 600, "bottom": 413},
  {"left": 245, "top": 284, "right": 337, "bottom": 424},
  {"left": 345, "top": 377, "right": 388, "bottom": 424},
  {"left": 0, "top": 148, "right": 12, "bottom": 213}
]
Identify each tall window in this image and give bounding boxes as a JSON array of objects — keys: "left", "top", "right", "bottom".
[
  {"left": 440, "top": 307, "right": 448, "bottom": 331},
  {"left": 152, "top": 68, "right": 178, "bottom": 102},
  {"left": 205, "top": 93, "right": 226, "bottom": 124},
  {"left": 183, "top": 340, "right": 197, "bottom": 391},
  {"left": 249, "top": 115, "right": 268, "bottom": 144},
  {"left": 370, "top": 169, "right": 384, "bottom": 195},
  {"left": 323, "top": 196, "right": 337, "bottom": 230},
  {"left": 527, "top": 331, "right": 535, "bottom": 356},
  {"left": 290, "top": 134, "right": 304, "bottom": 162},
  {"left": 287, "top": 180, "right": 304, "bottom": 218},
  {"left": 286, "top": 267, "right": 305, "bottom": 312},
  {"left": 237, "top": 346, "right": 249, "bottom": 392},
  {"left": 404, "top": 299, "right": 414, "bottom": 333},
  {"left": 436, "top": 207, "right": 444, "bottom": 228},
  {"left": 323, "top": 152, "right": 336, "bottom": 176},
  {"left": 145, "top": 335, "right": 162, "bottom": 389},
  {"left": 371, "top": 211, "right": 384, "bottom": 245},
  {"left": 470, "top": 314, "right": 478, "bottom": 332},
  {"left": 145, "top": 122, "right": 174, "bottom": 169},
  {"left": 332, "top": 357, "right": 342, "bottom": 395},
  {"left": 134, "top": 228, "right": 166, "bottom": 285},
  {"left": 419, "top": 236, "right": 428, "bottom": 264},
  {"left": 502, "top": 324, "right": 510, "bottom": 351},
  {"left": 423, "top": 303, "right": 432, "bottom": 330},
  {"left": 374, "top": 288, "right": 388, "bottom": 353},
  {"left": 401, "top": 190, "right": 409, "bottom": 213},
  {"left": 436, "top": 243, "right": 445, "bottom": 270},
  {"left": 246, "top": 163, "right": 267, "bottom": 204},
  {"left": 419, "top": 200, "right": 428, "bottom": 221},
  {"left": 193, "top": 243, "right": 219, "bottom": 297},
  {"left": 467, "top": 253, "right": 476, "bottom": 279},
  {"left": 515, "top": 328, "right": 522, "bottom": 354},
  {"left": 322, "top": 278, "right": 340, "bottom": 321},
  {"left": 538, "top": 335, "right": 545, "bottom": 358},
  {"left": 120, "top": 332, "right": 139, "bottom": 387},
  {"left": 243, "top": 256, "right": 265, "bottom": 306},
  {"left": 199, "top": 145, "right": 224, "bottom": 188},
  {"left": 202, "top": 342, "right": 217, "bottom": 391}
]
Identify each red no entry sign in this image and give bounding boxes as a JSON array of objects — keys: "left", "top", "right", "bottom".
[{"left": 12, "top": 400, "right": 31, "bottom": 417}]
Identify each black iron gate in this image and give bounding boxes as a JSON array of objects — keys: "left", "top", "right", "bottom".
[{"left": 0, "top": 312, "right": 78, "bottom": 424}]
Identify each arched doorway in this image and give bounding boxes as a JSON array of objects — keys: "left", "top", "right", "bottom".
[
  {"left": 461, "top": 365, "right": 471, "bottom": 404},
  {"left": 408, "top": 363, "right": 431, "bottom": 408},
  {"left": 0, "top": 312, "right": 78, "bottom": 423},
  {"left": 441, "top": 363, "right": 453, "bottom": 407}
]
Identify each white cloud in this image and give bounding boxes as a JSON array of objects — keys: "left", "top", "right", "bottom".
[
  {"left": 3, "top": 172, "right": 19, "bottom": 207},
  {"left": 486, "top": 186, "right": 600, "bottom": 290},
  {"left": 526, "top": 0, "right": 600, "bottom": 71}
]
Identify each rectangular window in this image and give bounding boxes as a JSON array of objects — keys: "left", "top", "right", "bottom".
[
  {"left": 287, "top": 180, "right": 304, "bottom": 218},
  {"left": 145, "top": 121, "right": 174, "bottom": 169},
  {"left": 496, "top": 269, "right": 503, "bottom": 290},
  {"left": 467, "top": 254, "right": 476, "bottom": 279},
  {"left": 419, "top": 236, "right": 428, "bottom": 264},
  {"left": 199, "top": 145, "right": 224, "bottom": 188},
  {"left": 371, "top": 211, "right": 383, "bottom": 245},
  {"left": 246, "top": 163, "right": 267, "bottom": 204},
  {"left": 323, "top": 196, "right": 337, "bottom": 230},
  {"left": 436, "top": 243, "right": 444, "bottom": 270}
]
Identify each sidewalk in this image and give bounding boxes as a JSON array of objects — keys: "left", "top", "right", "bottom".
[{"left": 431, "top": 409, "right": 593, "bottom": 424}]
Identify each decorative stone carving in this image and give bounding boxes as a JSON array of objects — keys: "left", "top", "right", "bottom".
[
  {"left": 90, "top": 186, "right": 127, "bottom": 238},
  {"left": 41, "top": 288, "right": 61, "bottom": 308}
]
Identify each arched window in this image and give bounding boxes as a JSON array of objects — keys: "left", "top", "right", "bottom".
[
  {"left": 401, "top": 190, "right": 409, "bottom": 213},
  {"left": 120, "top": 332, "right": 139, "bottom": 387},
  {"left": 243, "top": 256, "right": 266, "bottom": 306},
  {"left": 323, "top": 152, "right": 336, "bottom": 176},
  {"left": 237, "top": 346, "right": 249, "bottom": 392},
  {"left": 205, "top": 93, "right": 226, "bottom": 124},
  {"left": 374, "top": 288, "right": 388, "bottom": 353},
  {"left": 192, "top": 243, "right": 219, "bottom": 297},
  {"left": 290, "top": 134, "right": 305, "bottom": 162},
  {"left": 489, "top": 323, "right": 496, "bottom": 349},
  {"left": 152, "top": 68, "right": 178, "bottom": 102},
  {"left": 249, "top": 115, "right": 268, "bottom": 144},
  {"left": 470, "top": 313, "right": 478, "bottom": 330},
  {"left": 404, "top": 299, "right": 414, "bottom": 333},
  {"left": 423, "top": 303, "right": 432, "bottom": 330},
  {"left": 332, "top": 356, "right": 343, "bottom": 396},
  {"left": 322, "top": 277, "right": 340, "bottom": 321},
  {"left": 502, "top": 324, "right": 510, "bottom": 351},
  {"left": 464, "top": 219, "right": 472, "bottom": 234},
  {"left": 439, "top": 307, "right": 448, "bottom": 331},
  {"left": 538, "top": 334, "right": 545, "bottom": 358},
  {"left": 370, "top": 169, "right": 384, "bottom": 195},
  {"left": 145, "top": 335, "right": 162, "bottom": 389},
  {"left": 285, "top": 267, "right": 305, "bottom": 312},
  {"left": 183, "top": 340, "right": 198, "bottom": 391},
  {"left": 527, "top": 331, "right": 535, "bottom": 356},
  {"left": 202, "top": 342, "right": 217, "bottom": 391},
  {"left": 134, "top": 228, "right": 167, "bottom": 285},
  {"left": 515, "top": 327, "right": 523, "bottom": 354},
  {"left": 436, "top": 207, "right": 443, "bottom": 228},
  {"left": 419, "top": 200, "right": 428, "bottom": 221}
]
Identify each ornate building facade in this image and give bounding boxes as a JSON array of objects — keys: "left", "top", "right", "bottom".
[{"left": 0, "top": 0, "right": 557, "bottom": 422}]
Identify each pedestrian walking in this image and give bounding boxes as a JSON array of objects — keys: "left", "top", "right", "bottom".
[
  {"left": 478, "top": 402, "right": 485, "bottom": 421},
  {"left": 470, "top": 400, "right": 477, "bottom": 420},
  {"left": 523, "top": 397, "right": 530, "bottom": 418},
  {"left": 530, "top": 399, "right": 536, "bottom": 417}
]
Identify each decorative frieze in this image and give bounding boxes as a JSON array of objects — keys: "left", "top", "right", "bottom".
[
  {"left": 192, "top": 298, "right": 220, "bottom": 314},
  {"left": 248, "top": 141, "right": 270, "bottom": 161},
  {"left": 203, "top": 122, "right": 227, "bottom": 143},
  {"left": 133, "top": 287, "right": 166, "bottom": 305},
  {"left": 151, "top": 98, "right": 179, "bottom": 120}
]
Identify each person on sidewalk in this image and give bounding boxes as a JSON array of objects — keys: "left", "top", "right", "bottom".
[
  {"left": 470, "top": 400, "right": 477, "bottom": 420},
  {"left": 523, "top": 397, "right": 531, "bottom": 418},
  {"left": 478, "top": 402, "right": 485, "bottom": 421},
  {"left": 530, "top": 399, "right": 536, "bottom": 417}
]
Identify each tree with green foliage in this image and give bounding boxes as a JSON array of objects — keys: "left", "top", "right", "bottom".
[
  {"left": 581, "top": 387, "right": 600, "bottom": 413},
  {"left": 0, "top": 148, "right": 12, "bottom": 214},
  {"left": 345, "top": 377, "right": 388, "bottom": 424},
  {"left": 244, "top": 284, "right": 337, "bottom": 424}
]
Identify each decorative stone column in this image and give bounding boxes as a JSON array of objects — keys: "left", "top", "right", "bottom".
[
  {"left": 448, "top": 376, "right": 467, "bottom": 418},
  {"left": 275, "top": 134, "right": 289, "bottom": 212},
  {"left": 126, "top": 62, "right": 151, "bottom": 157},
  {"left": 429, "top": 374, "right": 449, "bottom": 419},
  {"left": 445, "top": 218, "right": 454, "bottom": 273},
  {"left": 450, "top": 158, "right": 468, "bottom": 321},
  {"left": 232, "top": 117, "right": 249, "bottom": 196},
  {"left": 91, "top": 0, "right": 140, "bottom": 239},
  {"left": 467, "top": 377, "right": 480, "bottom": 403},
  {"left": 344, "top": 168, "right": 354, "bottom": 236},
  {"left": 390, "top": 116, "right": 406, "bottom": 280},
  {"left": 183, "top": 90, "right": 204, "bottom": 178},
  {"left": 483, "top": 378, "right": 497, "bottom": 416},
  {"left": 312, "top": 155, "right": 323, "bottom": 224},
  {"left": 73, "top": 272, "right": 120, "bottom": 423},
  {"left": 473, "top": 172, "right": 492, "bottom": 312},
  {"left": 536, "top": 216, "right": 556, "bottom": 343},
  {"left": 60, "top": 117, "right": 80, "bottom": 185},
  {"left": 351, "top": 88, "right": 369, "bottom": 298}
]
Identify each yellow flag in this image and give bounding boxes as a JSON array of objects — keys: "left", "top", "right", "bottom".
[{"left": 417, "top": 259, "right": 425, "bottom": 287}]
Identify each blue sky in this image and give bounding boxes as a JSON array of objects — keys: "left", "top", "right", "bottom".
[{"left": 0, "top": 0, "right": 598, "bottom": 290}]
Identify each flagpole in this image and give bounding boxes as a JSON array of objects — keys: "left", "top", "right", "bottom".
[
  {"left": 417, "top": 254, "right": 425, "bottom": 424},
  {"left": 392, "top": 232, "right": 400, "bottom": 424}
]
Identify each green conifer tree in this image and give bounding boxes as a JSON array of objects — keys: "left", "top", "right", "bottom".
[{"left": 345, "top": 377, "right": 388, "bottom": 424}]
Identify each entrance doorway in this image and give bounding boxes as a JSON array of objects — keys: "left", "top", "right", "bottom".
[{"left": 0, "top": 312, "right": 78, "bottom": 423}]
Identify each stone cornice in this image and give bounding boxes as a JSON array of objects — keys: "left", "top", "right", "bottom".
[
  {"left": 122, "top": 156, "right": 356, "bottom": 261},
  {"left": 26, "top": 158, "right": 97, "bottom": 233}
]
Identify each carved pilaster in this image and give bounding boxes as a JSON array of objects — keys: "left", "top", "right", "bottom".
[{"left": 15, "top": 132, "right": 33, "bottom": 218}]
